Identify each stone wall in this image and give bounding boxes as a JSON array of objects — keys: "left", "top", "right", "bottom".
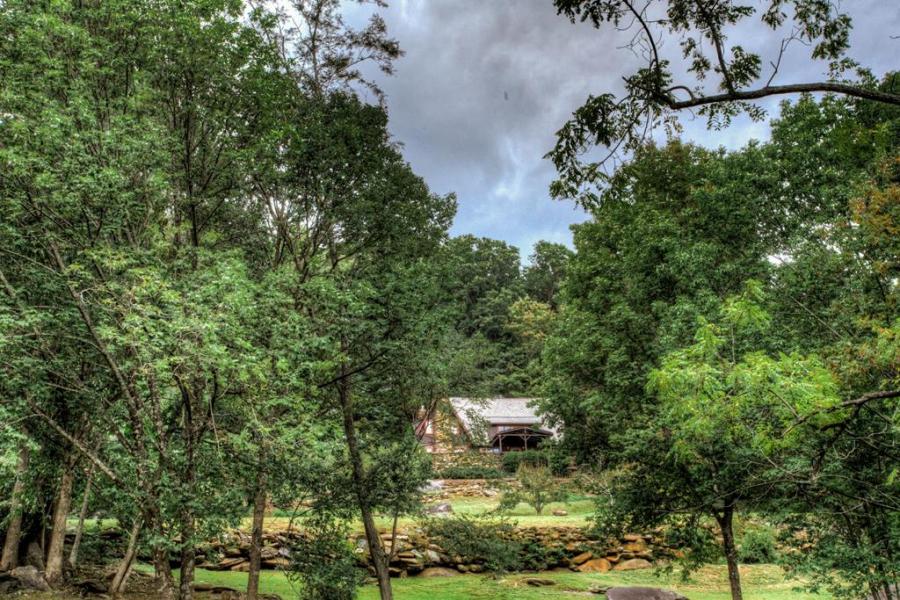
[{"left": 197, "top": 526, "right": 672, "bottom": 578}]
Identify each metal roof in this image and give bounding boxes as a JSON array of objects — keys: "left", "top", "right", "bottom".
[{"left": 448, "top": 397, "right": 558, "bottom": 444}]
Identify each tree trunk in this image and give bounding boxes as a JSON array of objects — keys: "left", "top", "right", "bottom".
[
  {"left": 716, "top": 505, "right": 743, "bottom": 600},
  {"left": 68, "top": 463, "right": 94, "bottom": 568},
  {"left": 153, "top": 546, "right": 176, "bottom": 600},
  {"left": 246, "top": 463, "right": 267, "bottom": 600},
  {"left": 109, "top": 518, "right": 142, "bottom": 594},
  {"left": 0, "top": 445, "right": 29, "bottom": 571},
  {"left": 45, "top": 466, "right": 75, "bottom": 585},
  {"left": 337, "top": 376, "right": 393, "bottom": 600},
  {"left": 145, "top": 502, "right": 176, "bottom": 598},
  {"left": 178, "top": 404, "right": 197, "bottom": 600}
]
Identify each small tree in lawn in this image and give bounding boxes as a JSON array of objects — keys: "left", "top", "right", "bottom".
[
  {"left": 598, "top": 281, "right": 843, "bottom": 600},
  {"left": 498, "top": 463, "right": 568, "bottom": 516}
]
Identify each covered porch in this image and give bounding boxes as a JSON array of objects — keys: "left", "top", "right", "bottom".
[{"left": 489, "top": 426, "right": 553, "bottom": 453}]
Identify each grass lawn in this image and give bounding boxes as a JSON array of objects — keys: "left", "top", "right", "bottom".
[
  {"left": 191, "top": 564, "right": 829, "bottom": 600},
  {"left": 263, "top": 494, "right": 596, "bottom": 532},
  {"left": 71, "top": 489, "right": 595, "bottom": 537}
]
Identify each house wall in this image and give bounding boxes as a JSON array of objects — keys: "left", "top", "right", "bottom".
[{"left": 423, "top": 409, "right": 501, "bottom": 472}]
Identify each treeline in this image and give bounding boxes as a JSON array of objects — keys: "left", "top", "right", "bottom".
[
  {"left": 442, "top": 236, "right": 571, "bottom": 397},
  {"left": 535, "top": 90, "right": 899, "bottom": 600}
]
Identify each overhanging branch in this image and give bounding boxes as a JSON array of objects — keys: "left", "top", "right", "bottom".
[{"left": 669, "top": 82, "right": 900, "bottom": 109}]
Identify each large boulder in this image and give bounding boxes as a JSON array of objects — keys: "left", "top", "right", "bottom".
[
  {"left": 571, "top": 551, "right": 593, "bottom": 566},
  {"left": 577, "top": 558, "right": 612, "bottom": 573},
  {"left": 606, "top": 587, "right": 688, "bottom": 600},
  {"left": 614, "top": 558, "right": 653, "bottom": 571},
  {"left": 425, "top": 502, "right": 454, "bottom": 515},
  {"left": 9, "top": 566, "right": 51, "bottom": 592}
]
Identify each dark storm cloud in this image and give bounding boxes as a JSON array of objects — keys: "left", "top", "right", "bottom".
[{"left": 346, "top": 0, "right": 900, "bottom": 256}]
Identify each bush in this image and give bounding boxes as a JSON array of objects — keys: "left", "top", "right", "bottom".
[
  {"left": 287, "top": 518, "right": 364, "bottom": 600},
  {"left": 501, "top": 449, "right": 549, "bottom": 473},
  {"left": 422, "top": 514, "right": 523, "bottom": 573},
  {"left": 738, "top": 524, "right": 778, "bottom": 564},
  {"left": 497, "top": 464, "right": 568, "bottom": 515},
  {"left": 501, "top": 448, "right": 570, "bottom": 476},
  {"left": 437, "top": 466, "right": 505, "bottom": 479}
]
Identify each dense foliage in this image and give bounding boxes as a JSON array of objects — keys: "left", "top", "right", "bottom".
[
  {"left": 540, "top": 89, "right": 899, "bottom": 600},
  {"left": 0, "top": 2, "right": 897, "bottom": 600}
]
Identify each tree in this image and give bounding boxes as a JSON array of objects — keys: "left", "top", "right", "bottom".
[
  {"left": 523, "top": 241, "right": 572, "bottom": 307},
  {"left": 538, "top": 140, "right": 774, "bottom": 461},
  {"left": 547, "top": 0, "right": 900, "bottom": 205},
  {"left": 598, "top": 283, "right": 842, "bottom": 600},
  {"left": 498, "top": 463, "right": 568, "bottom": 516},
  {"left": 545, "top": 92, "right": 900, "bottom": 599}
]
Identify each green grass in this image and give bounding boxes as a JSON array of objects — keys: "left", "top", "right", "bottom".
[
  {"left": 190, "top": 564, "right": 829, "bottom": 600},
  {"left": 263, "top": 495, "right": 595, "bottom": 532},
  {"left": 71, "top": 492, "right": 595, "bottom": 537},
  {"left": 429, "top": 495, "right": 594, "bottom": 527}
]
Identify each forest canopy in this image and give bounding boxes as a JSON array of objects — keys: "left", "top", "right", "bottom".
[{"left": 0, "top": 2, "right": 897, "bottom": 600}]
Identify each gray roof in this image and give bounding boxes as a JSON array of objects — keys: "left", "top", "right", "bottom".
[{"left": 448, "top": 397, "right": 558, "bottom": 444}]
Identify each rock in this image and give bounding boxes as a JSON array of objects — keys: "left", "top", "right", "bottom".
[
  {"left": 0, "top": 572, "right": 22, "bottom": 595},
  {"left": 552, "top": 509, "right": 568, "bottom": 516},
  {"left": 72, "top": 578, "right": 109, "bottom": 594},
  {"left": 262, "top": 557, "right": 291, "bottom": 569},
  {"left": 614, "top": 558, "right": 653, "bottom": 571},
  {"left": 622, "top": 539, "right": 648, "bottom": 552},
  {"left": 588, "top": 584, "right": 610, "bottom": 595},
  {"left": 426, "top": 502, "right": 454, "bottom": 515},
  {"left": 421, "top": 480, "right": 445, "bottom": 493},
  {"left": 419, "top": 567, "right": 459, "bottom": 577},
  {"left": 578, "top": 558, "right": 612, "bottom": 573},
  {"left": 606, "top": 587, "right": 688, "bottom": 600},
  {"left": 25, "top": 542, "right": 45, "bottom": 570},
  {"left": 207, "top": 557, "right": 246, "bottom": 571},
  {"left": 230, "top": 561, "right": 252, "bottom": 572},
  {"left": 9, "top": 566, "right": 51, "bottom": 592},
  {"left": 571, "top": 551, "right": 593, "bottom": 565},
  {"left": 523, "top": 577, "right": 556, "bottom": 586}
]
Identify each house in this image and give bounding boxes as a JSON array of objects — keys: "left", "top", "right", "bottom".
[{"left": 418, "top": 397, "right": 557, "bottom": 454}]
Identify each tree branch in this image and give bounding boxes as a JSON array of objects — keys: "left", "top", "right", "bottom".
[{"left": 668, "top": 82, "right": 900, "bottom": 109}]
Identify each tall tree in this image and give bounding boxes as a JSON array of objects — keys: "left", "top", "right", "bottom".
[{"left": 539, "top": 140, "right": 774, "bottom": 460}]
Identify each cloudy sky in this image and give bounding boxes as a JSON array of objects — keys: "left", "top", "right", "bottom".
[{"left": 345, "top": 0, "right": 900, "bottom": 257}]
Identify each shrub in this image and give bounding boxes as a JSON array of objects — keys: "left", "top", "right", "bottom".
[
  {"left": 437, "top": 466, "right": 505, "bottom": 479},
  {"left": 501, "top": 449, "right": 549, "bottom": 473},
  {"left": 738, "top": 524, "right": 778, "bottom": 564},
  {"left": 500, "top": 446, "right": 571, "bottom": 477},
  {"left": 497, "top": 463, "right": 568, "bottom": 515},
  {"left": 422, "top": 514, "right": 523, "bottom": 573},
  {"left": 287, "top": 518, "right": 364, "bottom": 600}
]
